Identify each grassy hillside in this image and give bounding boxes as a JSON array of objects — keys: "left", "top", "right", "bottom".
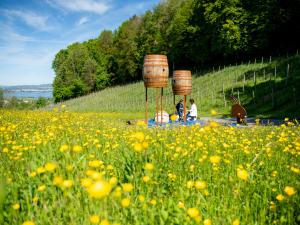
[{"left": 55, "top": 54, "right": 300, "bottom": 119}]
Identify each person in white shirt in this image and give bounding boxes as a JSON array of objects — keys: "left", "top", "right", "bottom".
[{"left": 187, "top": 98, "right": 197, "bottom": 121}]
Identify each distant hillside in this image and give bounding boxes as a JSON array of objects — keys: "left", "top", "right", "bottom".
[{"left": 54, "top": 55, "right": 300, "bottom": 119}]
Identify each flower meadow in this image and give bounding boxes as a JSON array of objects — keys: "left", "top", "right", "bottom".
[{"left": 0, "top": 109, "right": 299, "bottom": 225}]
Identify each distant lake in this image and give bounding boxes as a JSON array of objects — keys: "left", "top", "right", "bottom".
[
  {"left": 2, "top": 84, "right": 53, "bottom": 99},
  {"left": 3, "top": 90, "right": 53, "bottom": 99}
]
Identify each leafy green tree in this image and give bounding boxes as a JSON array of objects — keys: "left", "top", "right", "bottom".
[
  {"left": 112, "top": 16, "right": 142, "bottom": 83},
  {"left": 36, "top": 97, "right": 47, "bottom": 108}
]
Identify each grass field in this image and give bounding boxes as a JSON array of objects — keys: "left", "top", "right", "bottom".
[
  {"left": 0, "top": 109, "right": 299, "bottom": 225},
  {"left": 52, "top": 54, "right": 300, "bottom": 119}
]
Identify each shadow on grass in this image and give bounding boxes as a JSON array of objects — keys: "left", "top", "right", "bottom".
[{"left": 222, "top": 56, "right": 300, "bottom": 118}]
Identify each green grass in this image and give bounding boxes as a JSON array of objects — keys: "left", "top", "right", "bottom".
[
  {"left": 1, "top": 110, "right": 299, "bottom": 225},
  {"left": 51, "top": 54, "right": 300, "bottom": 119}
]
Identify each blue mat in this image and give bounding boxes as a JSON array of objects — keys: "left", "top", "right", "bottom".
[
  {"left": 147, "top": 119, "right": 247, "bottom": 128},
  {"left": 148, "top": 119, "right": 207, "bottom": 128}
]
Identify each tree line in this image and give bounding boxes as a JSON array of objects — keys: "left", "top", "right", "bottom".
[{"left": 52, "top": 0, "right": 300, "bottom": 102}]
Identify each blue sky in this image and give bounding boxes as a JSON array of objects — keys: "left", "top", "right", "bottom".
[{"left": 0, "top": 0, "right": 160, "bottom": 85}]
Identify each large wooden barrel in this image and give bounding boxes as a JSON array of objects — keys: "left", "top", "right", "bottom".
[
  {"left": 172, "top": 70, "right": 192, "bottom": 95},
  {"left": 143, "top": 55, "right": 169, "bottom": 88}
]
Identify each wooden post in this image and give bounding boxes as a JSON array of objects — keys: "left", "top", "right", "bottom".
[
  {"left": 155, "top": 88, "right": 159, "bottom": 125},
  {"left": 145, "top": 87, "right": 148, "bottom": 124},
  {"left": 222, "top": 83, "right": 226, "bottom": 108},
  {"left": 269, "top": 56, "right": 272, "bottom": 63},
  {"left": 184, "top": 95, "right": 187, "bottom": 122},
  {"left": 271, "top": 88, "right": 274, "bottom": 108},
  {"left": 243, "top": 73, "right": 245, "bottom": 92},
  {"left": 274, "top": 66, "right": 277, "bottom": 79},
  {"left": 293, "top": 87, "right": 297, "bottom": 106},
  {"left": 235, "top": 72, "right": 237, "bottom": 84},
  {"left": 285, "top": 64, "right": 289, "bottom": 86},
  {"left": 161, "top": 88, "right": 163, "bottom": 125},
  {"left": 173, "top": 94, "right": 176, "bottom": 111}
]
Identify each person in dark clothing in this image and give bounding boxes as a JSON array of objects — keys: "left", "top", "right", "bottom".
[{"left": 176, "top": 99, "right": 184, "bottom": 121}]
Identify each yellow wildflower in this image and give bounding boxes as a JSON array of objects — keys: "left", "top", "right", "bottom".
[
  {"left": 62, "top": 180, "right": 74, "bottom": 188},
  {"left": 178, "top": 201, "right": 185, "bottom": 209},
  {"left": 232, "top": 219, "right": 240, "bottom": 225},
  {"left": 90, "top": 215, "right": 100, "bottom": 224},
  {"left": 133, "top": 143, "right": 143, "bottom": 152},
  {"left": 122, "top": 183, "right": 133, "bottom": 192},
  {"left": 22, "top": 221, "right": 35, "bottom": 225},
  {"left": 121, "top": 198, "right": 131, "bottom": 207},
  {"left": 204, "top": 219, "right": 212, "bottom": 225},
  {"left": 237, "top": 169, "right": 249, "bottom": 181},
  {"left": 209, "top": 155, "right": 221, "bottom": 164},
  {"left": 138, "top": 195, "right": 145, "bottom": 202},
  {"left": 145, "top": 163, "right": 154, "bottom": 171},
  {"left": 12, "top": 203, "right": 20, "bottom": 210},
  {"left": 45, "top": 162, "right": 57, "bottom": 172},
  {"left": 276, "top": 194, "right": 284, "bottom": 201},
  {"left": 109, "top": 177, "right": 118, "bottom": 185},
  {"left": 88, "top": 180, "right": 112, "bottom": 199},
  {"left": 186, "top": 180, "right": 194, "bottom": 189},
  {"left": 81, "top": 178, "right": 92, "bottom": 188},
  {"left": 134, "top": 132, "right": 145, "bottom": 141},
  {"left": 143, "top": 176, "right": 150, "bottom": 183},
  {"left": 59, "top": 144, "right": 69, "bottom": 152},
  {"left": 72, "top": 145, "right": 83, "bottom": 153},
  {"left": 187, "top": 208, "right": 200, "bottom": 218},
  {"left": 100, "top": 219, "right": 110, "bottom": 225},
  {"left": 53, "top": 176, "right": 63, "bottom": 186},
  {"left": 150, "top": 199, "right": 157, "bottom": 205},
  {"left": 37, "top": 185, "right": 46, "bottom": 192},
  {"left": 284, "top": 186, "right": 296, "bottom": 196},
  {"left": 195, "top": 180, "right": 207, "bottom": 190}
]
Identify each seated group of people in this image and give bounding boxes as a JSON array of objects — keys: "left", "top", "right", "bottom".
[
  {"left": 153, "top": 98, "right": 197, "bottom": 123},
  {"left": 175, "top": 98, "right": 197, "bottom": 121}
]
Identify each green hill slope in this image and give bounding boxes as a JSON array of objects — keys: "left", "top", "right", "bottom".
[{"left": 57, "top": 54, "right": 300, "bottom": 119}]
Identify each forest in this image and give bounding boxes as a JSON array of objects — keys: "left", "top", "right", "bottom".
[{"left": 52, "top": 0, "right": 300, "bottom": 102}]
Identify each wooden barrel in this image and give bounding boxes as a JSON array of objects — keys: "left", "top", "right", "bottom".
[
  {"left": 143, "top": 55, "right": 169, "bottom": 88},
  {"left": 172, "top": 70, "right": 192, "bottom": 95}
]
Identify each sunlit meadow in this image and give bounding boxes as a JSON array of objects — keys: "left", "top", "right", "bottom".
[{"left": 0, "top": 107, "right": 299, "bottom": 225}]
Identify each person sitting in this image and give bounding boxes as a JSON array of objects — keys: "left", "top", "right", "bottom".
[
  {"left": 187, "top": 98, "right": 197, "bottom": 121},
  {"left": 175, "top": 99, "right": 184, "bottom": 121}
]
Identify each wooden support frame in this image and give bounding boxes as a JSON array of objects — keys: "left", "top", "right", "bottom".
[
  {"left": 184, "top": 95, "right": 187, "bottom": 122},
  {"left": 145, "top": 87, "right": 148, "bottom": 124},
  {"left": 161, "top": 88, "right": 163, "bottom": 125},
  {"left": 145, "top": 87, "right": 165, "bottom": 126}
]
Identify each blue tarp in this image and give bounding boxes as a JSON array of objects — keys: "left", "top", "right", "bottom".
[{"left": 147, "top": 119, "right": 240, "bottom": 128}]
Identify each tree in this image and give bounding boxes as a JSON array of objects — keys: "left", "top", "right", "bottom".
[
  {"left": 112, "top": 16, "right": 142, "bottom": 83},
  {"left": 36, "top": 97, "right": 47, "bottom": 108}
]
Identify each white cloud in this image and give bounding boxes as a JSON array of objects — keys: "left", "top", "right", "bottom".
[
  {"left": 77, "top": 16, "right": 89, "bottom": 26},
  {"left": 2, "top": 9, "right": 52, "bottom": 31},
  {"left": 47, "top": 0, "right": 110, "bottom": 14}
]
